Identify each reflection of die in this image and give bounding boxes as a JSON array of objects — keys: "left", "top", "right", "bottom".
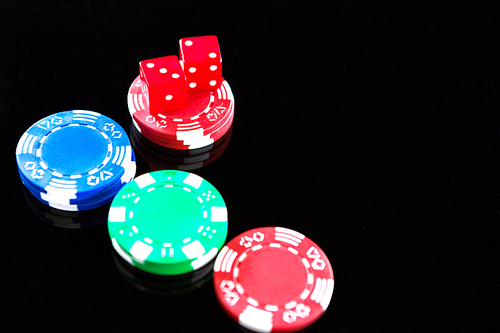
[
  {"left": 139, "top": 55, "right": 187, "bottom": 115},
  {"left": 179, "top": 36, "right": 222, "bottom": 91}
]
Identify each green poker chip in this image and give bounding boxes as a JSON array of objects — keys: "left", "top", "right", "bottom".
[{"left": 108, "top": 170, "right": 228, "bottom": 275}]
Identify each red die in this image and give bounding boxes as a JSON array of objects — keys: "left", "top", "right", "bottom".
[
  {"left": 179, "top": 36, "right": 222, "bottom": 91},
  {"left": 139, "top": 55, "right": 187, "bottom": 114}
]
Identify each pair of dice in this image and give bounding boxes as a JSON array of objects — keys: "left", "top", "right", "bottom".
[{"left": 139, "top": 36, "right": 222, "bottom": 115}]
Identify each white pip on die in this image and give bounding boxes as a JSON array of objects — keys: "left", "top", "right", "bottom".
[
  {"left": 139, "top": 55, "right": 187, "bottom": 115},
  {"left": 179, "top": 36, "right": 222, "bottom": 91}
]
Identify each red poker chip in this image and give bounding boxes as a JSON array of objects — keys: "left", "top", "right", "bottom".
[
  {"left": 128, "top": 75, "right": 234, "bottom": 141},
  {"left": 137, "top": 108, "right": 234, "bottom": 150},
  {"left": 135, "top": 110, "right": 233, "bottom": 150},
  {"left": 134, "top": 101, "right": 234, "bottom": 149},
  {"left": 134, "top": 100, "right": 233, "bottom": 144},
  {"left": 213, "top": 227, "right": 334, "bottom": 332}
]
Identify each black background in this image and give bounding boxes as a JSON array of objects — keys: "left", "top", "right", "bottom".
[{"left": 1, "top": 1, "right": 499, "bottom": 332}]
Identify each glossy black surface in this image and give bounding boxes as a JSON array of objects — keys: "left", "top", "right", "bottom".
[{"left": 2, "top": 2, "right": 498, "bottom": 332}]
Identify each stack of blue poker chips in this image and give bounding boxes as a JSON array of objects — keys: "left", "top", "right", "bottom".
[{"left": 16, "top": 110, "right": 136, "bottom": 211}]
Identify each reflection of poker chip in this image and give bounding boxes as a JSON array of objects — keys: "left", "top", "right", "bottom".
[
  {"left": 108, "top": 170, "right": 228, "bottom": 275},
  {"left": 22, "top": 185, "right": 108, "bottom": 228},
  {"left": 213, "top": 227, "right": 334, "bottom": 332},
  {"left": 16, "top": 110, "right": 136, "bottom": 211},
  {"left": 127, "top": 76, "right": 234, "bottom": 150},
  {"left": 130, "top": 121, "right": 232, "bottom": 171},
  {"left": 111, "top": 247, "right": 214, "bottom": 295}
]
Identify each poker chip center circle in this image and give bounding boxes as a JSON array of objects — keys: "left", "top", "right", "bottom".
[
  {"left": 129, "top": 185, "right": 203, "bottom": 243},
  {"left": 40, "top": 125, "right": 109, "bottom": 174},
  {"left": 237, "top": 246, "right": 308, "bottom": 305}
]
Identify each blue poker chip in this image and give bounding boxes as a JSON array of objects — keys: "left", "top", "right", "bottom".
[
  {"left": 16, "top": 110, "right": 134, "bottom": 202},
  {"left": 18, "top": 150, "right": 136, "bottom": 211},
  {"left": 17, "top": 149, "right": 136, "bottom": 207}
]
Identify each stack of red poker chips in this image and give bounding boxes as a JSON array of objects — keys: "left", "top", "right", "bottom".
[
  {"left": 127, "top": 78, "right": 234, "bottom": 150},
  {"left": 127, "top": 36, "right": 234, "bottom": 150}
]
